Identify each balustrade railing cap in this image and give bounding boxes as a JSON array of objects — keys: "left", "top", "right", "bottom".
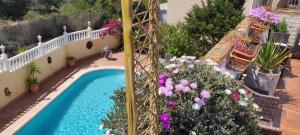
[{"left": 38, "top": 35, "right": 42, "bottom": 42}]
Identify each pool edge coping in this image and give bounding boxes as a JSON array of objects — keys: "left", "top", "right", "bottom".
[{"left": 0, "top": 66, "right": 124, "bottom": 135}]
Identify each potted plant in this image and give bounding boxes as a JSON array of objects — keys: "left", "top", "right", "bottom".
[
  {"left": 66, "top": 56, "right": 76, "bottom": 67},
  {"left": 26, "top": 62, "right": 41, "bottom": 93},
  {"left": 247, "top": 7, "right": 280, "bottom": 43},
  {"left": 245, "top": 41, "right": 289, "bottom": 95},
  {"left": 271, "top": 19, "right": 290, "bottom": 45},
  {"left": 232, "top": 37, "right": 261, "bottom": 60}
]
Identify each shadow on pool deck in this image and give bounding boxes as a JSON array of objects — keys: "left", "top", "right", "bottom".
[{"left": 0, "top": 51, "right": 125, "bottom": 132}]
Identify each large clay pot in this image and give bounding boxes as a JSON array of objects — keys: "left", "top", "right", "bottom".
[
  {"left": 67, "top": 59, "right": 76, "bottom": 67},
  {"left": 30, "top": 83, "right": 39, "bottom": 93},
  {"left": 245, "top": 65, "right": 281, "bottom": 95}
]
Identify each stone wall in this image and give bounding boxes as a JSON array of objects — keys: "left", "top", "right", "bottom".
[{"left": 277, "top": 9, "right": 300, "bottom": 45}]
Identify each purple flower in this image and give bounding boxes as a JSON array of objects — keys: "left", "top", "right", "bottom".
[
  {"left": 175, "top": 84, "right": 184, "bottom": 92},
  {"left": 182, "top": 86, "right": 191, "bottom": 93},
  {"left": 160, "top": 112, "right": 170, "bottom": 122},
  {"left": 180, "top": 79, "right": 189, "bottom": 86},
  {"left": 162, "top": 121, "right": 171, "bottom": 129},
  {"left": 200, "top": 90, "right": 211, "bottom": 99},
  {"left": 159, "top": 73, "right": 167, "bottom": 80},
  {"left": 159, "top": 79, "right": 165, "bottom": 86},
  {"left": 194, "top": 97, "right": 205, "bottom": 106},
  {"left": 164, "top": 90, "right": 173, "bottom": 97},
  {"left": 160, "top": 112, "right": 171, "bottom": 129},
  {"left": 190, "top": 83, "right": 198, "bottom": 89},
  {"left": 167, "top": 100, "right": 174, "bottom": 108}
]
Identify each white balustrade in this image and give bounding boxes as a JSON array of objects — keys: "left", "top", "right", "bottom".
[{"left": 0, "top": 22, "right": 111, "bottom": 73}]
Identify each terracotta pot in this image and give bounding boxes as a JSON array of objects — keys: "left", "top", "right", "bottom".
[
  {"left": 229, "top": 51, "right": 253, "bottom": 71},
  {"left": 232, "top": 44, "right": 261, "bottom": 60},
  {"left": 67, "top": 59, "right": 76, "bottom": 67},
  {"left": 30, "top": 83, "right": 39, "bottom": 93}
]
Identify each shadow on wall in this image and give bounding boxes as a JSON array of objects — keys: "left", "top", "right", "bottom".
[{"left": 0, "top": 13, "right": 105, "bottom": 48}]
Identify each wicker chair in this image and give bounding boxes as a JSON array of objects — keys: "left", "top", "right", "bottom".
[{"left": 244, "top": 85, "right": 282, "bottom": 135}]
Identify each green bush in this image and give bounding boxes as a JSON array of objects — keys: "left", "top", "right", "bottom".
[
  {"left": 160, "top": 24, "right": 202, "bottom": 57},
  {"left": 0, "top": 0, "right": 30, "bottom": 20},
  {"left": 103, "top": 57, "right": 260, "bottom": 134},
  {"left": 275, "top": 19, "right": 288, "bottom": 33},
  {"left": 185, "top": 0, "right": 244, "bottom": 52}
]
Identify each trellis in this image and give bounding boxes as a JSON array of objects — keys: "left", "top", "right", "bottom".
[{"left": 121, "top": 0, "right": 160, "bottom": 134}]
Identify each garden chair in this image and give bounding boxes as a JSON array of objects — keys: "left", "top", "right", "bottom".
[{"left": 244, "top": 85, "right": 282, "bottom": 135}]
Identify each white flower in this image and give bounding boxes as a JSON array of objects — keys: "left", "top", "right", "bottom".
[
  {"left": 172, "top": 69, "right": 179, "bottom": 74},
  {"left": 187, "top": 56, "right": 196, "bottom": 60},
  {"left": 180, "top": 59, "right": 187, "bottom": 63},
  {"left": 165, "top": 64, "right": 176, "bottom": 69},
  {"left": 242, "top": 74, "right": 247, "bottom": 77},
  {"left": 99, "top": 123, "right": 104, "bottom": 130},
  {"left": 190, "top": 131, "right": 197, "bottom": 135},
  {"left": 170, "top": 56, "right": 177, "bottom": 62},
  {"left": 238, "top": 89, "right": 247, "bottom": 95},
  {"left": 252, "top": 103, "right": 260, "bottom": 110},
  {"left": 188, "top": 64, "right": 195, "bottom": 69},
  {"left": 213, "top": 66, "right": 221, "bottom": 72},
  {"left": 181, "top": 55, "right": 187, "bottom": 59},
  {"left": 192, "top": 103, "right": 201, "bottom": 110},
  {"left": 238, "top": 100, "right": 248, "bottom": 107},
  {"left": 244, "top": 97, "right": 249, "bottom": 101},
  {"left": 225, "top": 89, "right": 232, "bottom": 95},
  {"left": 205, "top": 59, "right": 218, "bottom": 66},
  {"left": 105, "top": 129, "right": 111, "bottom": 135},
  {"left": 194, "top": 60, "right": 201, "bottom": 65}
]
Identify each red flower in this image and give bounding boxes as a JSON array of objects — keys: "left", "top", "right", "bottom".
[{"left": 231, "top": 91, "right": 240, "bottom": 101}]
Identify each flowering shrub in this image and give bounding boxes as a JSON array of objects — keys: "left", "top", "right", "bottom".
[
  {"left": 100, "top": 20, "right": 122, "bottom": 39},
  {"left": 247, "top": 7, "right": 280, "bottom": 25},
  {"left": 103, "top": 55, "right": 260, "bottom": 134}
]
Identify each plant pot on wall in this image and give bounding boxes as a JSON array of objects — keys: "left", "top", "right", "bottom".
[
  {"left": 30, "top": 83, "right": 39, "bottom": 93},
  {"left": 245, "top": 65, "right": 281, "bottom": 95},
  {"left": 66, "top": 56, "right": 76, "bottom": 67}
]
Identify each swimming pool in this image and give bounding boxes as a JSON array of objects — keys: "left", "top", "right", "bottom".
[{"left": 16, "top": 69, "right": 125, "bottom": 135}]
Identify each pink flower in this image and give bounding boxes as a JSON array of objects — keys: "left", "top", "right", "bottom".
[
  {"left": 182, "top": 86, "right": 191, "bottom": 93},
  {"left": 231, "top": 91, "right": 240, "bottom": 101},
  {"left": 200, "top": 90, "right": 210, "bottom": 99},
  {"left": 175, "top": 84, "right": 184, "bottom": 92},
  {"left": 180, "top": 79, "right": 189, "bottom": 86},
  {"left": 165, "top": 78, "right": 173, "bottom": 86},
  {"left": 159, "top": 73, "right": 168, "bottom": 80},
  {"left": 165, "top": 85, "right": 174, "bottom": 91},
  {"left": 190, "top": 83, "right": 198, "bottom": 89},
  {"left": 159, "top": 87, "right": 167, "bottom": 95},
  {"left": 159, "top": 79, "right": 165, "bottom": 86}
]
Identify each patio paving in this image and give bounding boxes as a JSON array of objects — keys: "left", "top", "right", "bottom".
[
  {"left": 0, "top": 51, "right": 125, "bottom": 132},
  {"left": 276, "top": 58, "right": 300, "bottom": 135}
]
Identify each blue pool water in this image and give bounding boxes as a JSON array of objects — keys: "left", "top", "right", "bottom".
[{"left": 16, "top": 69, "right": 125, "bottom": 135}]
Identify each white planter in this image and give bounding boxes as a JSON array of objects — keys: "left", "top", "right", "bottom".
[{"left": 245, "top": 65, "right": 281, "bottom": 95}]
